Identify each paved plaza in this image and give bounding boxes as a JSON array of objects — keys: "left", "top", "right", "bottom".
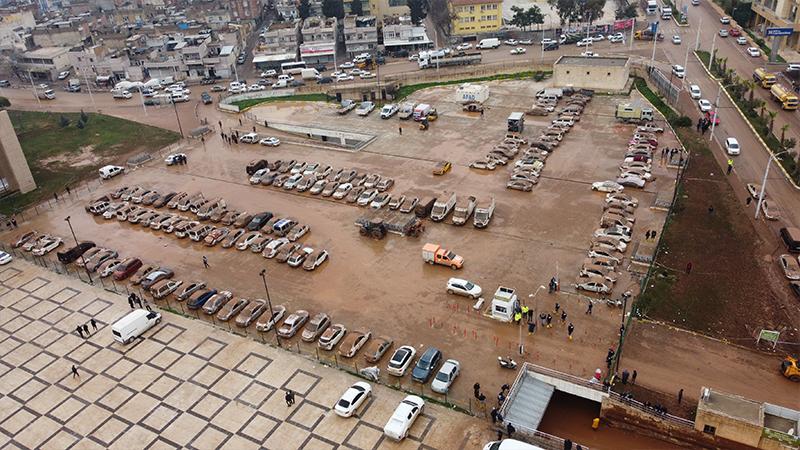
[{"left": 0, "top": 261, "right": 491, "bottom": 449}]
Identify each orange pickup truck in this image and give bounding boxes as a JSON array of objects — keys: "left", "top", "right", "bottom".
[{"left": 422, "top": 243, "right": 464, "bottom": 269}]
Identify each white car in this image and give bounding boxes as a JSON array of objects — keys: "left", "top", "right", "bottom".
[
  {"left": 359, "top": 71, "right": 376, "bottom": 79},
  {"left": 504, "top": 39, "right": 518, "bottom": 46},
  {"left": 581, "top": 51, "right": 599, "bottom": 57},
  {"left": 591, "top": 181, "right": 624, "bottom": 193},
  {"left": 99, "top": 165, "right": 124, "bottom": 180},
  {"left": 608, "top": 33, "right": 624, "bottom": 43},
  {"left": 590, "top": 34, "right": 605, "bottom": 42},
  {"left": 698, "top": 99, "right": 712, "bottom": 112},
  {"left": 380, "top": 104, "right": 399, "bottom": 119},
  {"left": 616, "top": 175, "right": 647, "bottom": 188},
  {"left": 576, "top": 38, "right": 593, "bottom": 47},
  {"left": 510, "top": 47, "right": 526, "bottom": 55},
  {"left": 340, "top": 62, "right": 355, "bottom": 69},
  {"left": 57, "top": 70, "right": 71, "bottom": 80},
  {"left": 387, "top": 345, "right": 416, "bottom": 376},
  {"left": 383, "top": 395, "right": 424, "bottom": 441},
  {"left": 250, "top": 168, "right": 269, "bottom": 184},
  {"left": 260, "top": 69, "right": 277, "bottom": 78},
  {"left": 248, "top": 84, "right": 266, "bottom": 91},
  {"left": 689, "top": 85, "right": 702, "bottom": 99},
  {"left": 736, "top": 36, "right": 748, "bottom": 45},
  {"left": 672, "top": 35, "right": 681, "bottom": 45},
  {"left": 332, "top": 183, "right": 353, "bottom": 199},
  {"left": 335, "top": 73, "right": 354, "bottom": 82},
  {"left": 32, "top": 237, "right": 62, "bottom": 256},
  {"left": 724, "top": 137, "right": 740, "bottom": 155},
  {"left": 746, "top": 47, "right": 761, "bottom": 57},
  {"left": 456, "top": 43, "right": 472, "bottom": 51},
  {"left": 259, "top": 137, "right": 280, "bottom": 147},
  {"left": 672, "top": 65, "right": 685, "bottom": 78},
  {"left": 719, "top": 29, "right": 729, "bottom": 37},
  {"left": 593, "top": 227, "right": 632, "bottom": 242},
  {"left": 165, "top": 153, "right": 186, "bottom": 165},
  {"left": 788, "top": 63, "right": 800, "bottom": 71},
  {"left": 431, "top": 359, "right": 460, "bottom": 394},
  {"left": 541, "top": 38, "right": 557, "bottom": 46},
  {"left": 446, "top": 278, "right": 482, "bottom": 299},
  {"left": 720, "top": 16, "right": 730, "bottom": 24},
  {"left": 334, "top": 382, "right": 372, "bottom": 417},
  {"left": 0, "top": 251, "right": 12, "bottom": 265},
  {"left": 356, "top": 101, "right": 375, "bottom": 116},
  {"left": 577, "top": 279, "right": 612, "bottom": 294}
]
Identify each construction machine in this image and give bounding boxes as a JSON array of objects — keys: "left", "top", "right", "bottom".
[{"left": 781, "top": 356, "right": 800, "bottom": 381}]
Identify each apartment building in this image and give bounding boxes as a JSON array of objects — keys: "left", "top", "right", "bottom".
[
  {"left": 367, "top": 0, "right": 409, "bottom": 20},
  {"left": 16, "top": 46, "right": 71, "bottom": 81},
  {"left": 450, "top": 0, "right": 502, "bottom": 36},
  {"left": 231, "top": 0, "right": 262, "bottom": 22},
  {"left": 343, "top": 15, "right": 378, "bottom": 58},
  {"left": 382, "top": 17, "right": 432, "bottom": 54},
  {"left": 750, "top": 0, "right": 800, "bottom": 51},
  {"left": 300, "top": 16, "right": 337, "bottom": 65}
]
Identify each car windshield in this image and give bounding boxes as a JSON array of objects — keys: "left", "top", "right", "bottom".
[
  {"left": 391, "top": 349, "right": 408, "bottom": 363},
  {"left": 337, "top": 399, "right": 351, "bottom": 408},
  {"left": 435, "top": 371, "right": 449, "bottom": 382},
  {"left": 464, "top": 282, "right": 475, "bottom": 290}
]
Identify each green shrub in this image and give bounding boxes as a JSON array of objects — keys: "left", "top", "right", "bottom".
[
  {"left": 59, "top": 115, "right": 70, "bottom": 127},
  {"left": 0, "top": 97, "right": 10, "bottom": 108},
  {"left": 669, "top": 116, "right": 692, "bottom": 128}
]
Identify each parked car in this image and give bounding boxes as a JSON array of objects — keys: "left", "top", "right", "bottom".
[
  {"left": 334, "top": 382, "right": 372, "bottom": 418},
  {"left": 778, "top": 254, "right": 800, "bottom": 280},
  {"left": 338, "top": 328, "right": 371, "bottom": 358},
  {"left": 302, "top": 249, "right": 329, "bottom": 271},
  {"left": 217, "top": 297, "right": 249, "bottom": 321},
  {"left": 384, "top": 396, "right": 424, "bottom": 441},
  {"left": 202, "top": 291, "right": 233, "bottom": 314},
  {"left": 431, "top": 359, "right": 460, "bottom": 393},
  {"left": 255, "top": 304, "right": 286, "bottom": 331},
  {"left": 277, "top": 310, "right": 309, "bottom": 337},
  {"left": 57, "top": 242, "right": 95, "bottom": 264},
  {"left": 387, "top": 345, "right": 417, "bottom": 376},
  {"left": 446, "top": 278, "right": 482, "bottom": 299},
  {"left": 592, "top": 181, "right": 624, "bottom": 192},
  {"left": 187, "top": 289, "right": 217, "bottom": 310},
  {"left": 301, "top": 312, "right": 331, "bottom": 342},
  {"left": 141, "top": 268, "right": 175, "bottom": 289},
  {"left": 363, "top": 336, "right": 393, "bottom": 363},
  {"left": 235, "top": 299, "right": 267, "bottom": 327},
  {"left": 176, "top": 280, "right": 207, "bottom": 301},
  {"left": 112, "top": 257, "right": 142, "bottom": 280},
  {"left": 411, "top": 347, "right": 442, "bottom": 382}
]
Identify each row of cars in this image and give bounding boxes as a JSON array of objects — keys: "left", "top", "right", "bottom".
[
  {"left": 591, "top": 124, "right": 661, "bottom": 193},
  {"left": 577, "top": 124, "right": 655, "bottom": 294},
  {"left": 85, "top": 186, "right": 329, "bottom": 271},
  {"left": 9, "top": 231, "right": 63, "bottom": 256},
  {"left": 468, "top": 134, "right": 544, "bottom": 192}
]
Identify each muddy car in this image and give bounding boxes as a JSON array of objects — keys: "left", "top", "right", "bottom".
[
  {"left": 262, "top": 238, "right": 289, "bottom": 258},
  {"left": 130, "top": 264, "right": 158, "bottom": 285},
  {"left": 97, "top": 258, "right": 121, "bottom": 278},
  {"left": 303, "top": 249, "right": 329, "bottom": 271},
  {"left": 318, "top": 323, "right": 347, "bottom": 350},
  {"left": 167, "top": 192, "right": 189, "bottom": 209},
  {"left": 255, "top": 305, "right": 286, "bottom": 331},
  {"left": 141, "top": 268, "right": 175, "bottom": 289},
  {"left": 57, "top": 241, "right": 95, "bottom": 264},
  {"left": 277, "top": 310, "right": 309, "bottom": 338},
  {"left": 153, "top": 192, "right": 177, "bottom": 208},
  {"left": 202, "top": 290, "right": 233, "bottom": 314},
  {"left": 250, "top": 235, "right": 273, "bottom": 253},
  {"left": 321, "top": 181, "right": 339, "bottom": 197},
  {"left": 338, "top": 329, "right": 372, "bottom": 358},
  {"left": 287, "top": 224, "right": 310, "bottom": 242},
  {"left": 345, "top": 186, "right": 366, "bottom": 203},
  {"left": 221, "top": 228, "right": 246, "bottom": 248},
  {"left": 176, "top": 281, "right": 207, "bottom": 301},
  {"left": 276, "top": 243, "right": 301, "bottom": 263},
  {"left": 150, "top": 279, "right": 183, "bottom": 299},
  {"left": 332, "top": 183, "right": 353, "bottom": 200},
  {"left": 204, "top": 227, "right": 230, "bottom": 246},
  {"left": 301, "top": 313, "right": 331, "bottom": 342},
  {"left": 235, "top": 299, "right": 267, "bottom": 327},
  {"left": 399, "top": 197, "right": 420, "bottom": 214},
  {"left": 507, "top": 179, "right": 535, "bottom": 192},
  {"left": 112, "top": 257, "right": 142, "bottom": 280},
  {"left": 86, "top": 250, "right": 118, "bottom": 272},
  {"left": 217, "top": 297, "right": 249, "bottom": 321},
  {"left": 363, "top": 336, "right": 393, "bottom": 363}
]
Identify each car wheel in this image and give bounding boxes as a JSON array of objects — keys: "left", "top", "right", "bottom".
[
  {"left": 447, "top": 289, "right": 454, "bottom": 295},
  {"left": 451, "top": 265, "right": 458, "bottom": 270}
]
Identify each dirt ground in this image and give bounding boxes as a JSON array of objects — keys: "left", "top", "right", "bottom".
[{"left": 637, "top": 129, "right": 800, "bottom": 343}]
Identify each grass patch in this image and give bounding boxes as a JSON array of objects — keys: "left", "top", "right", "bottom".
[
  {"left": 633, "top": 77, "right": 679, "bottom": 122},
  {"left": 395, "top": 71, "right": 550, "bottom": 100},
  {"left": 0, "top": 110, "right": 180, "bottom": 214},
  {"left": 231, "top": 93, "right": 331, "bottom": 110}
]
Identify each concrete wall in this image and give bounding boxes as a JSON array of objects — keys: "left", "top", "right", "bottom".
[
  {"left": 695, "top": 409, "right": 764, "bottom": 448},
  {"left": 0, "top": 110, "right": 36, "bottom": 194},
  {"left": 554, "top": 63, "right": 629, "bottom": 91}
]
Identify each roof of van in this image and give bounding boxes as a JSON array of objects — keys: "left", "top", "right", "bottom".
[{"left": 112, "top": 309, "right": 149, "bottom": 330}]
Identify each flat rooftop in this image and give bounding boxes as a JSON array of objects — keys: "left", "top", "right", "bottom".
[
  {"left": 701, "top": 389, "right": 763, "bottom": 425},
  {"left": 23, "top": 46, "right": 69, "bottom": 58},
  {"left": 555, "top": 56, "right": 628, "bottom": 67}
]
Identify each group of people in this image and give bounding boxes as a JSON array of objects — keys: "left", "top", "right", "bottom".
[
  {"left": 172, "top": 154, "right": 188, "bottom": 165},
  {"left": 2, "top": 215, "right": 18, "bottom": 230},
  {"left": 696, "top": 116, "right": 713, "bottom": 135},
  {"left": 127, "top": 292, "right": 151, "bottom": 311},
  {"left": 75, "top": 318, "right": 98, "bottom": 338},
  {"left": 660, "top": 147, "right": 685, "bottom": 166}
]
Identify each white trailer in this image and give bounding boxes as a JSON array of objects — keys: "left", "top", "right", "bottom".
[{"left": 455, "top": 83, "right": 489, "bottom": 104}]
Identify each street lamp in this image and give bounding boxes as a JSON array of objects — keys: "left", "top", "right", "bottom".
[
  {"left": 64, "top": 216, "right": 93, "bottom": 284},
  {"left": 519, "top": 285, "right": 546, "bottom": 355},
  {"left": 755, "top": 150, "right": 790, "bottom": 220},
  {"left": 709, "top": 82, "right": 737, "bottom": 143},
  {"left": 259, "top": 269, "right": 281, "bottom": 347}
]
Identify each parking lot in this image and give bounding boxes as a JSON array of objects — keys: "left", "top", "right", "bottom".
[{"left": 4, "top": 79, "right": 682, "bottom": 408}]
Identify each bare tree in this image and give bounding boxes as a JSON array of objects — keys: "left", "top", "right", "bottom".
[{"left": 428, "top": 0, "right": 457, "bottom": 38}]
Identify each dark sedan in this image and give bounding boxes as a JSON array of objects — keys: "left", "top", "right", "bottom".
[
  {"left": 112, "top": 257, "right": 142, "bottom": 280},
  {"left": 246, "top": 212, "right": 273, "bottom": 231},
  {"left": 57, "top": 242, "right": 95, "bottom": 264},
  {"left": 188, "top": 289, "right": 218, "bottom": 310},
  {"left": 411, "top": 347, "right": 442, "bottom": 383}
]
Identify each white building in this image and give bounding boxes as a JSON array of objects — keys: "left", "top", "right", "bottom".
[
  {"left": 343, "top": 15, "right": 378, "bottom": 58},
  {"left": 300, "top": 16, "right": 337, "bottom": 65}
]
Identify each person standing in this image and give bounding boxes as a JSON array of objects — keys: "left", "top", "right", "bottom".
[
  {"left": 567, "top": 322, "right": 575, "bottom": 340},
  {"left": 526, "top": 308, "right": 533, "bottom": 322},
  {"left": 506, "top": 423, "right": 516, "bottom": 438},
  {"left": 76, "top": 325, "right": 84, "bottom": 338},
  {"left": 398, "top": 126, "right": 402, "bottom": 135},
  {"left": 82, "top": 324, "right": 89, "bottom": 336},
  {"left": 528, "top": 321, "right": 535, "bottom": 335},
  {"left": 726, "top": 159, "right": 733, "bottom": 175},
  {"left": 285, "top": 389, "right": 295, "bottom": 406},
  {"left": 560, "top": 310, "right": 567, "bottom": 324},
  {"left": 490, "top": 407, "right": 498, "bottom": 424},
  {"left": 632, "top": 370, "right": 638, "bottom": 384},
  {"left": 71, "top": 365, "right": 80, "bottom": 378},
  {"left": 90, "top": 318, "right": 97, "bottom": 331},
  {"left": 554, "top": 302, "right": 560, "bottom": 313},
  {"left": 686, "top": 262, "right": 693, "bottom": 274},
  {"left": 539, "top": 313, "right": 547, "bottom": 327},
  {"left": 128, "top": 295, "right": 134, "bottom": 309},
  {"left": 564, "top": 439, "right": 573, "bottom": 450},
  {"left": 546, "top": 314, "right": 552, "bottom": 328},
  {"left": 678, "top": 388, "right": 683, "bottom": 404},
  {"left": 621, "top": 369, "right": 629, "bottom": 384},
  {"left": 202, "top": 255, "right": 209, "bottom": 269},
  {"left": 586, "top": 302, "right": 593, "bottom": 315}
]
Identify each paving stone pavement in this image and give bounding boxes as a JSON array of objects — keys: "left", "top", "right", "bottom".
[{"left": 0, "top": 262, "right": 492, "bottom": 449}]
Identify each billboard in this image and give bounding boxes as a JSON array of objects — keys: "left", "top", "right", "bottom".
[{"left": 613, "top": 18, "right": 635, "bottom": 31}]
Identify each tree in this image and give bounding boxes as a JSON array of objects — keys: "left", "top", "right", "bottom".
[
  {"left": 548, "top": 0, "right": 578, "bottom": 25},
  {"left": 322, "top": 0, "right": 345, "bottom": 18},
  {"left": 581, "top": 0, "right": 606, "bottom": 24},
  {"left": 350, "top": 0, "right": 364, "bottom": 16},
  {"left": 526, "top": 6, "right": 544, "bottom": 30},
  {"left": 428, "top": 0, "right": 455, "bottom": 37},
  {"left": 80, "top": 109, "right": 88, "bottom": 123},
  {"left": 59, "top": 115, "right": 70, "bottom": 127},
  {"left": 407, "top": 0, "right": 427, "bottom": 25},
  {"left": 781, "top": 124, "right": 790, "bottom": 147},
  {"left": 732, "top": 2, "right": 752, "bottom": 25},
  {"left": 615, "top": 2, "right": 637, "bottom": 19},
  {"left": 299, "top": 0, "right": 312, "bottom": 19},
  {"left": 509, "top": 5, "right": 531, "bottom": 29},
  {"left": 768, "top": 110, "right": 777, "bottom": 133}
]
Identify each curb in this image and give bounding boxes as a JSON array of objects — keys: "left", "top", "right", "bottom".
[{"left": 692, "top": 51, "right": 800, "bottom": 190}]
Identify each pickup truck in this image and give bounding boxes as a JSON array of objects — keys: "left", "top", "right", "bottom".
[
  {"left": 451, "top": 196, "right": 476, "bottom": 226},
  {"left": 422, "top": 243, "right": 464, "bottom": 269},
  {"left": 338, "top": 99, "right": 357, "bottom": 115}
]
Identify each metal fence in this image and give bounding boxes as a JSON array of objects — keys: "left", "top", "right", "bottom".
[
  {"left": 646, "top": 65, "right": 680, "bottom": 105},
  {"left": 4, "top": 243, "right": 481, "bottom": 417}
]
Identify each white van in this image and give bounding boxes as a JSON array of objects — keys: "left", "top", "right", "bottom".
[
  {"left": 239, "top": 132, "right": 259, "bottom": 144},
  {"left": 300, "top": 68, "right": 320, "bottom": 80},
  {"left": 477, "top": 38, "right": 501, "bottom": 49},
  {"left": 111, "top": 309, "right": 161, "bottom": 344},
  {"left": 413, "top": 103, "right": 432, "bottom": 121},
  {"left": 273, "top": 218, "right": 297, "bottom": 236},
  {"left": 99, "top": 165, "right": 124, "bottom": 180}
]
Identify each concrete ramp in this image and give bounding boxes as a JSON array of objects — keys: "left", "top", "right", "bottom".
[
  {"left": 504, "top": 373, "right": 555, "bottom": 431},
  {"left": 265, "top": 121, "right": 376, "bottom": 151}
]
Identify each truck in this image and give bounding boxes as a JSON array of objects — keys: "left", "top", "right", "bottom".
[
  {"left": 300, "top": 68, "right": 321, "bottom": 80},
  {"left": 398, "top": 102, "right": 416, "bottom": 120},
  {"left": 508, "top": 112, "right": 525, "bottom": 132},
  {"left": 754, "top": 68, "right": 778, "bottom": 88},
  {"left": 422, "top": 243, "right": 464, "bottom": 269},
  {"left": 477, "top": 38, "right": 501, "bottom": 49},
  {"left": 337, "top": 99, "right": 357, "bottom": 114},
  {"left": 413, "top": 103, "right": 432, "bottom": 121},
  {"left": 615, "top": 103, "right": 654, "bottom": 123},
  {"left": 430, "top": 192, "right": 457, "bottom": 222},
  {"left": 455, "top": 83, "right": 489, "bottom": 104},
  {"left": 660, "top": 5, "right": 672, "bottom": 19},
  {"left": 535, "top": 87, "right": 563, "bottom": 99},
  {"left": 473, "top": 197, "right": 496, "bottom": 228},
  {"left": 451, "top": 196, "right": 477, "bottom": 225},
  {"left": 67, "top": 78, "right": 81, "bottom": 92},
  {"left": 770, "top": 84, "right": 799, "bottom": 110},
  {"left": 418, "top": 51, "right": 482, "bottom": 69},
  {"left": 634, "top": 29, "right": 664, "bottom": 41}
]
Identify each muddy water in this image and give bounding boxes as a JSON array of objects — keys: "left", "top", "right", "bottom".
[{"left": 538, "top": 392, "right": 683, "bottom": 450}]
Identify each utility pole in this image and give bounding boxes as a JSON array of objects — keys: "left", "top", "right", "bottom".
[
  {"left": 64, "top": 216, "right": 93, "bottom": 284},
  {"left": 259, "top": 269, "right": 282, "bottom": 347}
]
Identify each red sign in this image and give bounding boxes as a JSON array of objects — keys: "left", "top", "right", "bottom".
[{"left": 613, "top": 18, "right": 635, "bottom": 31}]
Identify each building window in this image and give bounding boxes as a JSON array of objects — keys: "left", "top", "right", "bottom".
[
  {"left": 469, "top": 5, "right": 475, "bottom": 11},
  {"left": 702, "top": 425, "right": 716, "bottom": 435},
  {"left": 388, "top": 0, "right": 404, "bottom": 6}
]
